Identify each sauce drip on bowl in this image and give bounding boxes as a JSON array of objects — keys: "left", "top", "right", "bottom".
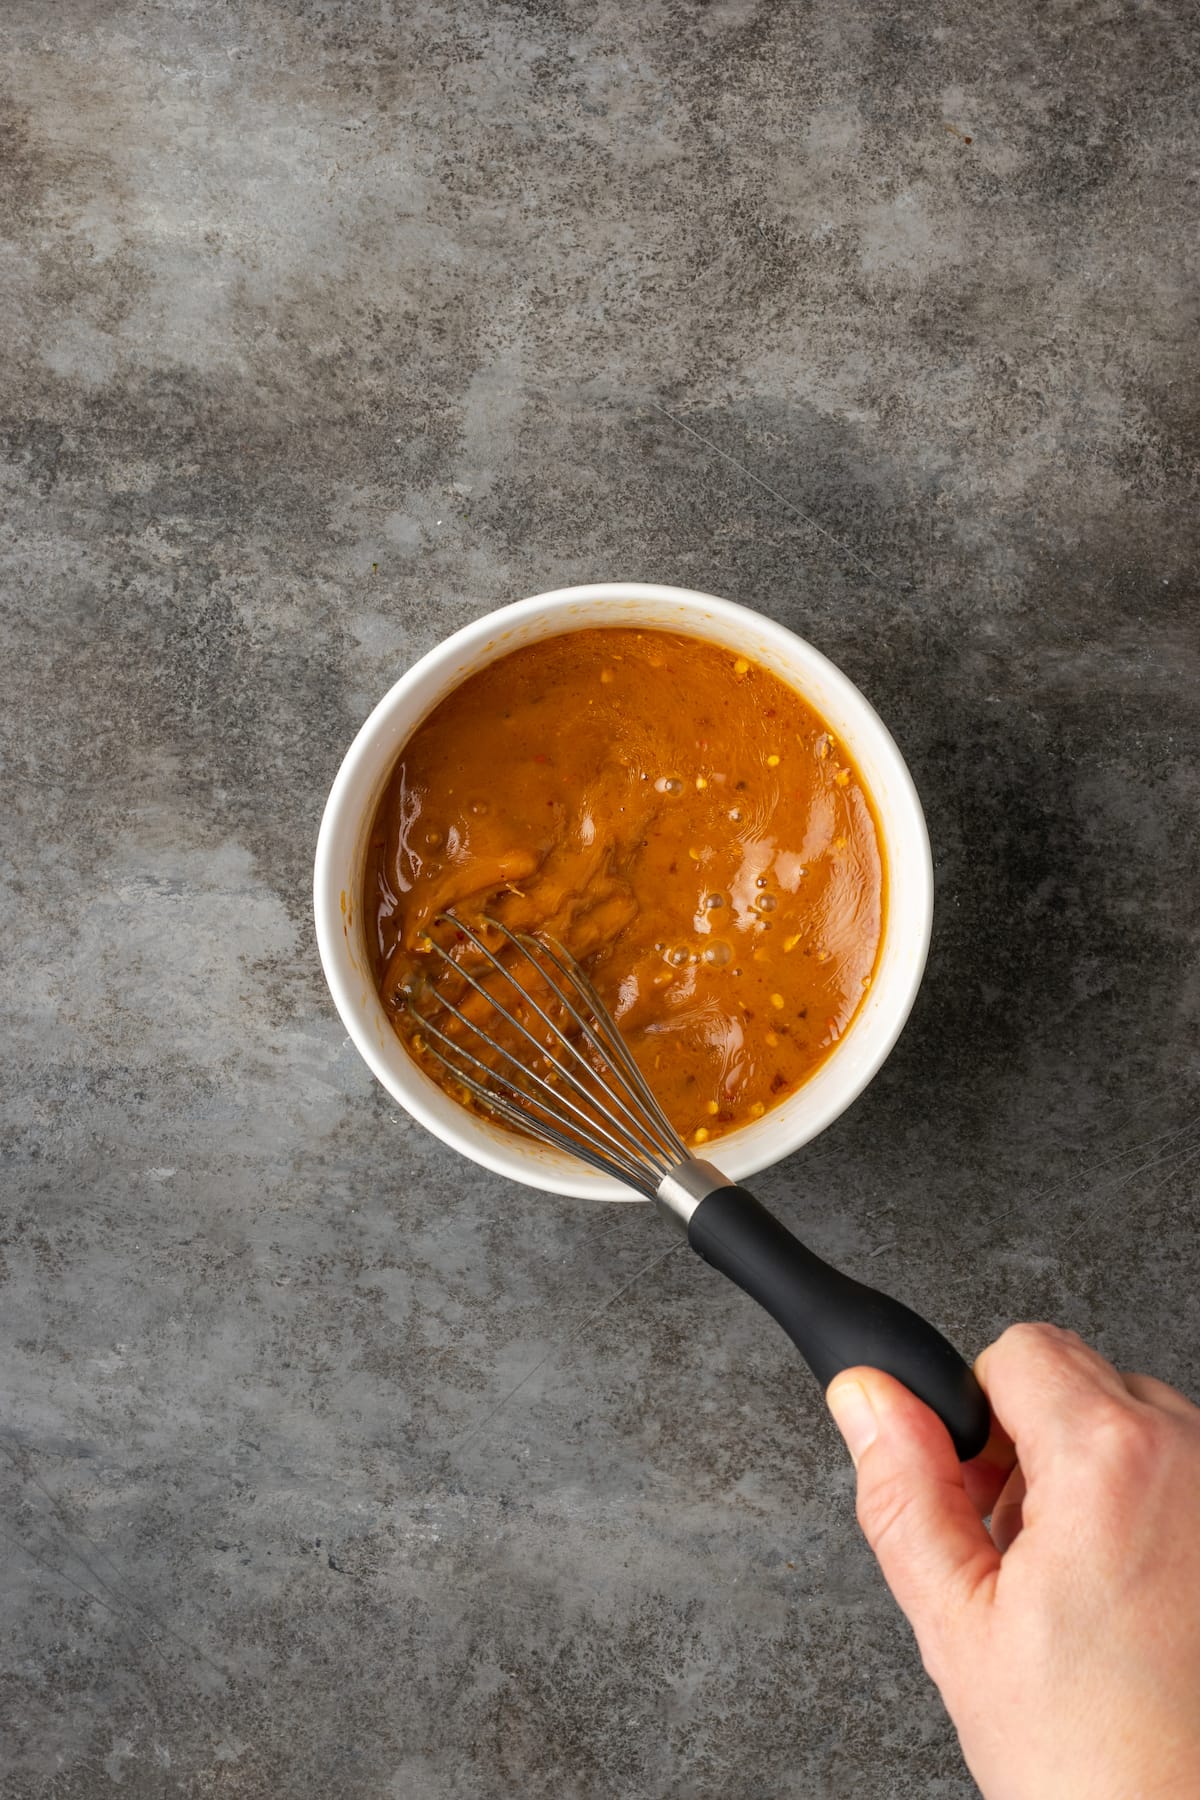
[{"left": 365, "top": 628, "right": 884, "bottom": 1145}]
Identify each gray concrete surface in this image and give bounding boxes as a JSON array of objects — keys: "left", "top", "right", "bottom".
[{"left": 2, "top": 2, "right": 1198, "bottom": 1795}]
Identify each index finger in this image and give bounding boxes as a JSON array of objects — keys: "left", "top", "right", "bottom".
[{"left": 974, "top": 1322, "right": 1131, "bottom": 1473}]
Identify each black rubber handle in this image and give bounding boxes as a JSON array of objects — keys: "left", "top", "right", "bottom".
[{"left": 687, "top": 1185, "right": 990, "bottom": 1461}]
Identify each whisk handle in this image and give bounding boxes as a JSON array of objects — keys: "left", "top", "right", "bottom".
[{"left": 687, "top": 1185, "right": 990, "bottom": 1461}]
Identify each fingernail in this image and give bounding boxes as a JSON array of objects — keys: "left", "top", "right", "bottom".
[{"left": 827, "top": 1378, "right": 878, "bottom": 1466}]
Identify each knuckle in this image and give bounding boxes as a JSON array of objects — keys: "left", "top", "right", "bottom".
[
  {"left": 1126, "top": 1371, "right": 1200, "bottom": 1422},
  {"left": 992, "top": 1321, "right": 1048, "bottom": 1361},
  {"left": 998, "top": 1320, "right": 1071, "bottom": 1354},
  {"left": 1081, "top": 1395, "right": 1164, "bottom": 1474},
  {"left": 1049, "top": 1324, "right": 1090, "bottom": 1353},
  {"left": 991, "top": 1320, "right": 1083, "bottom": 1376}
]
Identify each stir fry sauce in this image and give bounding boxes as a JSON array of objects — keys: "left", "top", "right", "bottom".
[{"left": 366, "top": 628, "right": 885, "bottom": 1147}]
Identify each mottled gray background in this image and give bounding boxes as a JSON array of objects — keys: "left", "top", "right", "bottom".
[{"left": 2, "top": 2, "right": 1198, "bottom": 1795}]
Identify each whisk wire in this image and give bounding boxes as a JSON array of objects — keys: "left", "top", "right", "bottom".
[
  {"left": 415, "top": 994, "right": 663, "bottom": 1194},
  {"left": 528, "top": 931, "right": 689, "bottom": 1163},
  {"left": 414, "top": 1010, "right": 661, "bottom": 1198},
  {"left": 481, "top": 919, "right": 685, "bottom": 1169},
  {"left": 440, "top": 915, "right": 679, "bottom": 1175},
  {"left": 416, "top": 946, "right": 662, "bottom": 1183},
  {"left": 405, "top": 911, "right": 691, "bottom": 1191}
]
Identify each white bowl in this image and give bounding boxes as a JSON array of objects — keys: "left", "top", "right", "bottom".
[{"left": 314, "top": 583, "right": 932, "bottom": 1202}]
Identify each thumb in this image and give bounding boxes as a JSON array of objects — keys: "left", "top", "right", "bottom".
[{"left": 827, "top": 1368, "right": 1000, "bottom": 1672}]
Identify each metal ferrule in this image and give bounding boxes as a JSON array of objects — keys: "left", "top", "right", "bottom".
[{"left": 655, "top": 1159, "right": 728, "bottom": 1231}]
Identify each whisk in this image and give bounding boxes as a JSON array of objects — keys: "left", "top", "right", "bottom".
[{"left": 410, "top": 913, "right": 989, "bottom": 1460}]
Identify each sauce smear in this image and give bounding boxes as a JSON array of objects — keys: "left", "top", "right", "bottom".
[{"left": 366, "top": 628, "right": 884, "bottom": 1145}]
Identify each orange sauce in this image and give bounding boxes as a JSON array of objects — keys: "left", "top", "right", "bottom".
[{"left": 366, "top": 628, "right": 884, "bottom": 1145}]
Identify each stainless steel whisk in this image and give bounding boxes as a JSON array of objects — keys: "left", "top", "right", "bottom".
[{"left": 410, "top": 913, "right": 990, "bottom": 1461}]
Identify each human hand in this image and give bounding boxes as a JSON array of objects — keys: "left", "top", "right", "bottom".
[{"left": 826, "top": 1323, "right": 1200, "bottom": 1800}]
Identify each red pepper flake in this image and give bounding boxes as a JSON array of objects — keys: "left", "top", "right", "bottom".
[
  {"left": 534, "top": 752, "right": 549, "bottom": 764},
  {"left": 764, "top": 708, "right": 776, "bottom": 718}
]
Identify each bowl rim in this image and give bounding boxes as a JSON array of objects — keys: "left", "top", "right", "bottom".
[{"left": 314, "top": 582, "right": 933, "bottom": 1201}]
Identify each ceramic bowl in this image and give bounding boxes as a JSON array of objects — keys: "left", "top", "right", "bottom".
[{"left": 314, "top": 583, "right": 932, "bottom": 1201}]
